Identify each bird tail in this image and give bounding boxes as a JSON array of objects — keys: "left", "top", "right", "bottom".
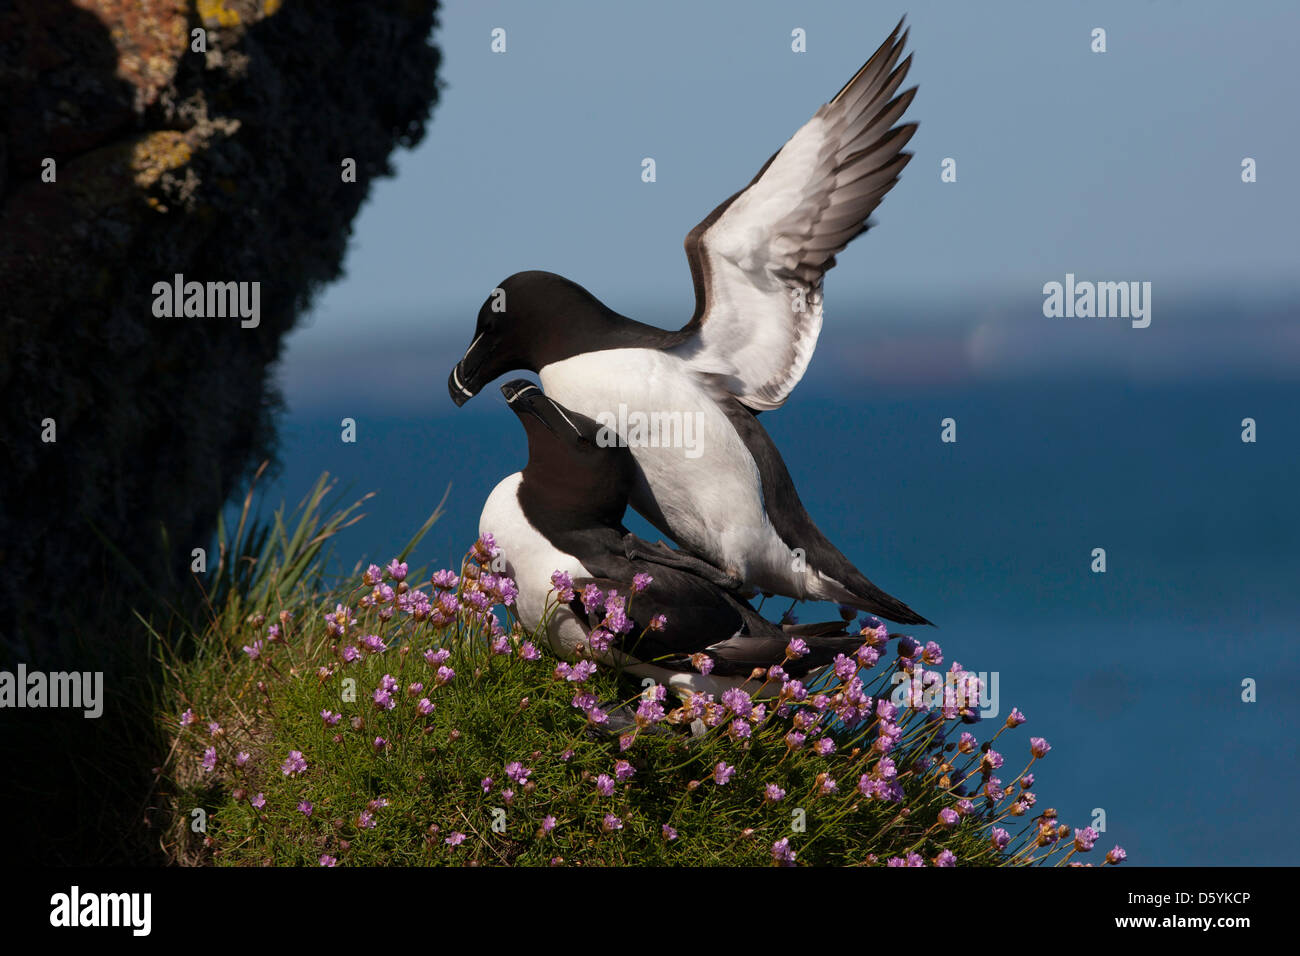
[
  {"left": 813, "top": 571, "right": 933, "bottom": 626},
  {"left": 705, "top": 617, "right": 869, "bottom": 678}
]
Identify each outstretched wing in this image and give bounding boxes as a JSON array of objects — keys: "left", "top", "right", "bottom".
[{"left": 676, "top": 19, "right": 917, "bottom": 410}]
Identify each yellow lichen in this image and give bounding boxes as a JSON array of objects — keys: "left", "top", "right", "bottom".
[
  {"left": 131, "top": 131, "right": 193, "bottom": 189},
  {"left": 196, "top": 0, "right": 241, "bottom": 28},
  {"left": 265, "top": 0, "right": 282, "bottom": 15}
]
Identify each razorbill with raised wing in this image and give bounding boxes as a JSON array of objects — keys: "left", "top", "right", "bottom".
[
  {"left": 480, "top": 380, "right": 868, "bottom": 695},
  {"left": 454, "top": 21, "right": 929, "bottom": 625}
]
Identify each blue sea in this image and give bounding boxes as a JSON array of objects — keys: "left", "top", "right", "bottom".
[{"left": 249, "top": 362, "right": 1300, "bottom": 866}]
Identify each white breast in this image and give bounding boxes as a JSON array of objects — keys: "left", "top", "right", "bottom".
[
  {"left": 539, "top": 348, "right": 790, "bottom": 586},
  {"left": 478, "top": 473, "right": 590, "bottom": 658}
]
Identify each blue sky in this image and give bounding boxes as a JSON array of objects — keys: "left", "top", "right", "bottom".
[{"left": 286, "top": 0, "right": 1298, "bottom": 364}]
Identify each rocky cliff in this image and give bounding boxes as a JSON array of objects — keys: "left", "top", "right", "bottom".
[
  {"left": 0, "top": 0, "right": 442, "bottom": 863},
  {"left": 0, "top": 0, "right": 442, "bottom": 662}
]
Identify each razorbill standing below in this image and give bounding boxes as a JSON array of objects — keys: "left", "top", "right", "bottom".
[
  {"left": 452, "top": 21, "right": 929, "bottom": 625},
  {"left": 480, "top": 380, "right": 868, "bottom": 696}
]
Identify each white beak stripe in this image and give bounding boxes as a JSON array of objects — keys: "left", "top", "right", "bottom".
[{"left": 452, "top": 364, "right": 474, "bottom": 398}]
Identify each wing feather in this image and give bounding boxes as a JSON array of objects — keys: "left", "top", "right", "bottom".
[{"left": 677, "top": 20, "right": 917, "bottom": 410}]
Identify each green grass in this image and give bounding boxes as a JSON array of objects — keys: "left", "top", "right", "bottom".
[{"left": 156, "top": 471, "right": 1123, "bottom": 867}]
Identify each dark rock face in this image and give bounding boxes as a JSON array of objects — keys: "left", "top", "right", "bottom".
[
  {"left": 0, "top": 0, "right": 442, "bottom": 863},
  {"left": 0, "top": 0, "right": 442, "bottom": 662}
]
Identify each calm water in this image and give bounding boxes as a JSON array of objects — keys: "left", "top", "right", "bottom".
[{"left": 246, "top": 378, "right": 1300, "bottom": 865}]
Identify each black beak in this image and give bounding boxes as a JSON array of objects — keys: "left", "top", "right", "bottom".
[
  {"left": 501, "top": 379, "right": 552, "bottom": 432},
  {"left": 500, "top": 379, "right": 539, "bottom": 406},
  {"left": 448, "top": 361, "right": 475, "bottom": 407}
]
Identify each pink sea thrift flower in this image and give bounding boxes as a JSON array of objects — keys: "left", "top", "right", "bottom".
[
  {"left": 281, "top": 750, "right": 307, "bottom": 776},
  {"left": 771, "top": 838, "right": 796, "bottom": 866},
  {"left": 550, "top": 571, "right": 576, "bottom": 601},
  {"left": 1075, "top": 827, "right": 1099, "bottom": 852},
  {"left": 581, "top": 584, "right": 604, "bottom": 614}
]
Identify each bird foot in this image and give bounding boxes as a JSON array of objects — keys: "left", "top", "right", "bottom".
[{"left": 621, "top": 533, "right": 745, "bottom": 590}]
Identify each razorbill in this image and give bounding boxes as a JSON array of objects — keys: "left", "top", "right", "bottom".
[
  {"left": 480, "top": 380, "right": 869, "bottom": 696},
  {"left": 453, "top": 21, "right": 929, "bottom": 625}
]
